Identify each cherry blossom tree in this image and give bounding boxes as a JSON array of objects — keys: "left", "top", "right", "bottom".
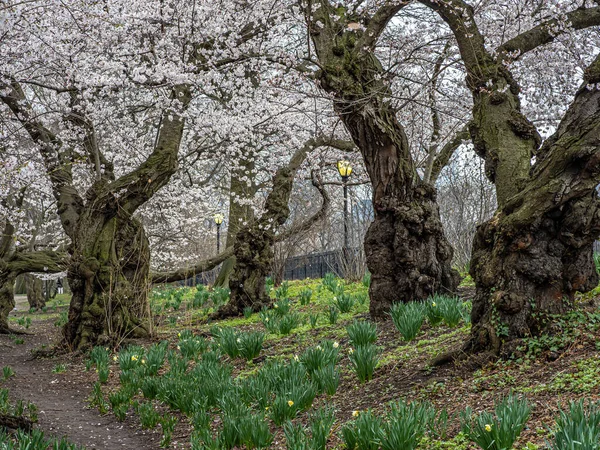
[
  {"left": 0, "top": 0, "right": 282, "bottom": 348},
  {"left": 416, "top": 0, "right": 600, "bottom": 355}
]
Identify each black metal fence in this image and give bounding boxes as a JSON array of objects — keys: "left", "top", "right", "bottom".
[{"left": 181, "top": 248, "right": 363, "bottom": 286}]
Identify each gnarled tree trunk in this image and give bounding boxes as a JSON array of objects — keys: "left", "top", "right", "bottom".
[
  {"left": 63, "top": 214, "right": 151, "bottom": 349},
  {"left": 467, "top": 58, "right": 600, "bottom": 354},
  {"left": 1, "top": 80, "right": 190, "bottom": 349},
  {"left": 25, "top": 274, "right": 44, "bottom": 310},
  {"left": 303, "top": 3, "right": 459, "bottom": 317},
  {"left": 420, "top": 0, "right": 600, "bottom": 355},
  {"left": 212, "top": 138, "right": 339, "bottom": 318}
]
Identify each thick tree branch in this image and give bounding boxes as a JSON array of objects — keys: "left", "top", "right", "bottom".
[
  {"left": 8, "top": 250, "right": 69, "bottom": 276},
  {"left": 151, "top": 246, "right": 234, "bottom": 284},
  {"left": 504, "top": 53, "right": 600, "bottom": 226},
  {"left": 0, "top": 80, "right": 83, "bottom": 238},
  {"left": 276, "top": 171, "right": 330, "bottom": 242},
  {"left": 108, "top": 84, "right": 191, "bottom": 216},
  {"left": 362, "top": 1, "right": 411, "bottom": 50},
  {"left": 429, "top": 126, "right": 471, "bottom": 183},
  {"left": 498, "top": 7, "right": 600, "bottom": 62}
]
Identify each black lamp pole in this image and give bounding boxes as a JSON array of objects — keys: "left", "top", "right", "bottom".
[
  {"left": 342, "top": 174, "right": 349, "bottom": 251},
  {"left": 216, "top": 222, "right": 221, "bottom": 253}
]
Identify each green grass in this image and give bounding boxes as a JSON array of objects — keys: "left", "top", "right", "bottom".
[{"left": 102, "top": 276, "right": 600, "bottom": 449}]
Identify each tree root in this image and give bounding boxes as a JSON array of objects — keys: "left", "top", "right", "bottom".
[
  {"left": 0, "top": 326, "right": 31, "bottom": 335},
  {"left": 209, "top": 300, "right": 272, "bottom": 321},
  {"left": 0, "top": 413, "right": 33, "bottom": 432},
  {"left": 430, "top": 344, "right": 497, "bottom": 369}
]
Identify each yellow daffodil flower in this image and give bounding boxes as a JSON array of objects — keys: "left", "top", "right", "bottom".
[
  {"left": 131, "top": 355, "right": 138, "bottom": 361},
  {"left": 288, "top": 400, "right": 294, "bottom": 407},
  {"left": 333, "top": 342, "right": 339, "bottom": 348},
  {"left": 352, "top": 410, "right": 359, "bottom": 417},
  {"left": 485, "top": 424, "right": 492, "bottom": 432}
]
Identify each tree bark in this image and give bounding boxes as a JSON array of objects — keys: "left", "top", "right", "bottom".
[
  {"left": 418, "top": 0, "right": 600, "bottom": 354},
  {"left": 212, "top": 139, "right": 336, "bottom": 318},
  {"left": 63, "top": 214, "right": 152, "bottom": 349},
  {"left": 468, "top": 57, "right": 600, "bottom": 354},
  {"left": 0, "top": 271, "right": 17, "bottom": 333},
  {"left": 24, "top": 274, "right": 44, "bottom": 310},
  {"left": 1, "top": 80, "right": 191, "bottom": 349},
  {"left": 303, "top": 3, "right": 459, "bottom": 317},
  {"left": 214, "top": 153, "right": 257, "bottom": 287}
]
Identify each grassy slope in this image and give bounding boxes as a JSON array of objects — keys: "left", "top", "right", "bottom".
[{"left": 10, "top": 278, "right": 600, "bottom": 449}]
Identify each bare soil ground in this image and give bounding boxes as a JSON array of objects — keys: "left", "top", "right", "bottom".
[{"left": 0, "top": 308, "right": 161, "bottom": 450}]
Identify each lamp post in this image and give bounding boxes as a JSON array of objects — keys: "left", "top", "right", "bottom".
[
  {"left": 337, "top": 160, "right": 353, "bottom": 252},
  {"left": 214, "top": 213, "right": 224, "bottom": 253}
]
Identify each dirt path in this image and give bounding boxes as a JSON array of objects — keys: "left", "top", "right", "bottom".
[{"left": 0, "top": 315, "right": 161, "bottom": 450}]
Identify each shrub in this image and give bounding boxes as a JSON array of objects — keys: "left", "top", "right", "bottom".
[
  {"left": 141, "top": 377, "right": 159, "bottom": 400},
  {"left": 260, "top": 309, "right": 279, "bottom": 334},
  {"left": 461, "top": 393, "right": 531, "bottom": 450},
  {"left": 362, "top": 272, "right": 371, "bottom": 288},
  {"left": 326, "top": 306, "right": 339, "bottom": 325},
  {"left": 118, "top": 346, "right": 145, "bottom": 372},
  {"left": 380, "top": 399, "right": 436, "bottom": 450},
  {"left": 89, "top": 346, "right": 110, "bottom": 368},
  {"left": 265, "top": 276, "right": 275, "bottom": 293},
  {"left": 217, "top": 327, "right": 240, "bottom": 359},
  {"left": 137, "top": 401, "right": 160, "bottom": 429},
  {"left": 349, "top": 344, "right": 379, "bottom": 383},
  {"left": 341, "top": 409, "right": 382, "bottom": 450},
  {"left": 300, "top": 341, "right": 340, "bottom": 375},
  {"left": 160, "top": 414, "right": 177, "bottom": 448},
  {"left": 179, "top": 336, "right": 208, "bottom": 361},
  {"left": 347, "top": 320, "right": 378, "bottom": 346},
  {"left": 146, "top": 341, "right": 168, "bottom": 375},
  {"left": 437, "top": 295, "right": 463, "bottom": 327},
  {"left": 355, "top": 292, "right": 369, "bottom": 306},
  {"left": 238, "top": 331, "right": 266, "bottom": 361},
  {"left": 89, "top": 382, "right": 109, "bottom": 414},
  {"left": 322, "top": 273, "right": 340, "bottom": 293},
  {"left": 243, "top": 306, "right": 253, "bottom": 318},
  {"left": 277, "top": 312, "right": 302, "bottom": 335},
  {"left": 273, "top": 297, "right": 292, "bottom": 316},
  {"left": 390, "top": 302, "right": 425, "bottom": 341},
  {"left": 550, "top": 400, "right": 600, "bottom": 450},
  {"left": 309, "top": 406, "right": 336, "bottom": 450},
  {"left": 313, "top": 365, "right": 340, "bottom": 396},
  {"left": 425, "top": 296, "right": 444, "bottom": 326},
  {"left": 97, "top": 364, "right": 109, "bottom": 384},
  {"left": 275, "top": 281, "right": 290, "bottom": 300},
  {"left": 284, "top": 421, "right": 308, "bottom": 450},
  {"left": 210, "top": 287, "right": 230, "bottom": 306},
  {"left": 193, "top": 288, "right": 210, "bottom": 308},
  {"left": 299, "top": 288, "right": 313, "bottom": 306},
  {"left": 2, "top": 366, "right": 15, "bottom": 380},
  {"left": 333, "top": 293, "right": 355, "bottom": 313}
]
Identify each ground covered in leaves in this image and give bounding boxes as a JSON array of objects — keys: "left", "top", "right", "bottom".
[{"left": 2, "top": 276, "right": 600, "bottom": 449}]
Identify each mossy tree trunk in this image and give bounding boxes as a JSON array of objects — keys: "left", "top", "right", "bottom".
[
  {"left": 468, "top": 59, "right": 600, "bottom": 354},
  {"left": 212, "top": 137, "right": 340, "bottom": 318},
  {"left": 1, "top": 81, "right": 191, "bottom": 349},
  {"left": 24, "top": 274, "right": 44, "bottom": 311},
  {"left": 0, "top": 219, "right": 68, "bottom": 333},
  {"left": 214, "top": 152, "right": 257, "bottom": 288},
  {"left": 302, "top": 2, "right": 459, "bottom": 317},
  {"left": 421, "top": 0, "right": 600, "bottom": 354},
  {"left": 63, "top": 212, "right": 151, "bottom": 349}
]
